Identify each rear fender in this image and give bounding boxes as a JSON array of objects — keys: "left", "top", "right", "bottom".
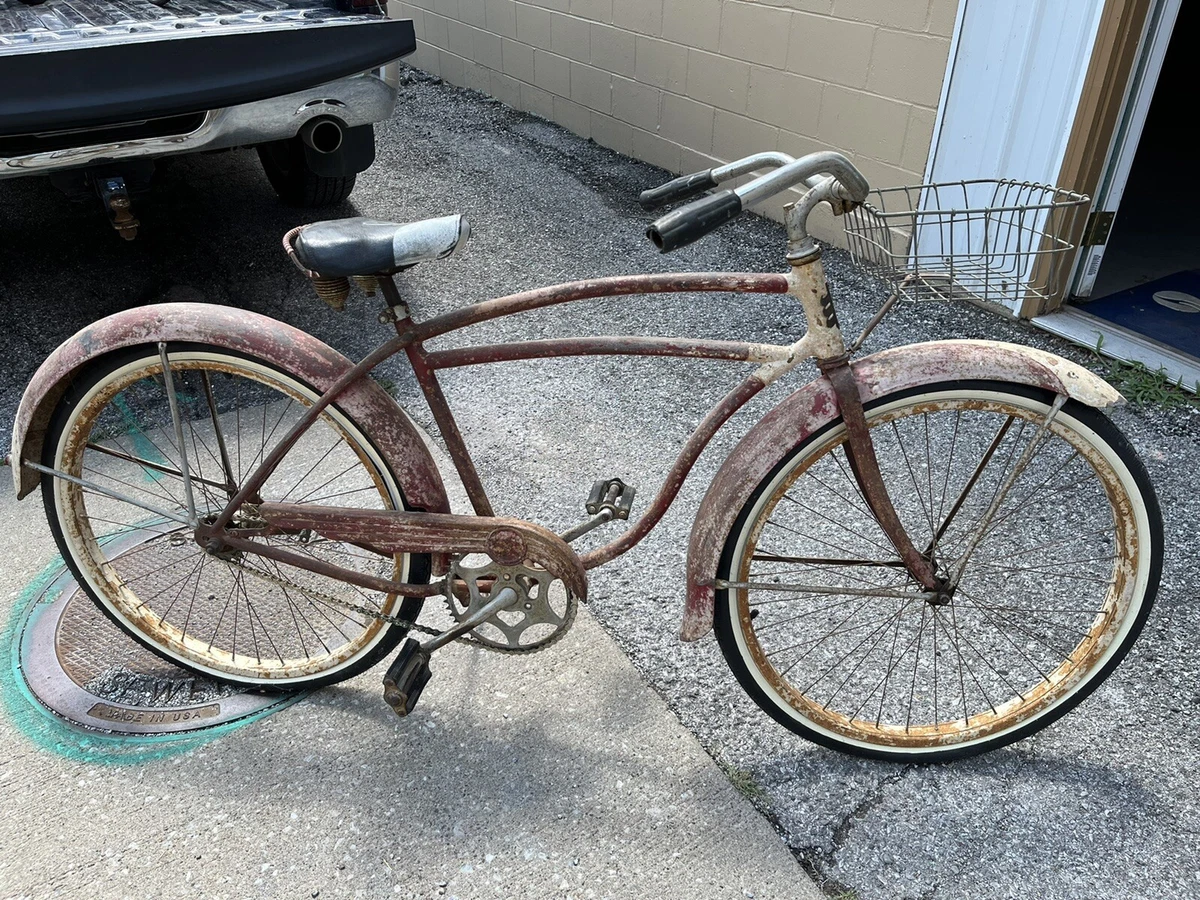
[
  {"left": 680, "top": 339, "right": 1121, "bottom": 641},
  {"left": 11, "top": 302, "right": 450, "bottom": 515}
]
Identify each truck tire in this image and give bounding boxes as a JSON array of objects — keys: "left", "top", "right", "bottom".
[{"left": 257, "top": 138, "right": 356, "bottom": 208}]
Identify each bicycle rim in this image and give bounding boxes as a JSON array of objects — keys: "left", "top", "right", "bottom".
[
  {"left": 46, "top": 346, "right": 424, "bottom": 687},
  {"left": 717, "top": 382, "right": 1160, "bottom": 760}
]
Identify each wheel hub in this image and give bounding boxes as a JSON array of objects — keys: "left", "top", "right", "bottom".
[
  {"left": 195, "top": 508, "right": 269, "bottom": 561},
  {"left": 927, "top": 589, "right": 955, "bottom": 607}
]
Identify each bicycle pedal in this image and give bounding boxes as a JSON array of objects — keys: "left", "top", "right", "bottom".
[
  {"left": 586, "top": 477, "right": 636, "bottom": 520},
  {"left": 382, "top": 638, "right": 432, "bottom": 718},
  {"left": 561, "top": 478, "right": 638, "bottom": 542}
]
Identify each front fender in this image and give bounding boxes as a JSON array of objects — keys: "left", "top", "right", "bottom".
[
  {"left": 681, "top": 339, "right": 1121, "bottom": 641},
  {"left": 11, "top": 302, "right": 450, "bottom": 515}
]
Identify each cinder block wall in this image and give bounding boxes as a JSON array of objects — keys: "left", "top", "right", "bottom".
[{"left": 388, "top": 0, "right": 957, "bottom": 246}]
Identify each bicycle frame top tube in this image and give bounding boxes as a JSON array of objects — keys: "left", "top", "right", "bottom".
[
  {"left": 399, "top": 271, "right": 818, "bottom": 566},
  {"left": 207, "top": 147, "right": 869, "bottom": 568},
  {"left": 203, "top": 262, "right": 846, "bottom": 571}
]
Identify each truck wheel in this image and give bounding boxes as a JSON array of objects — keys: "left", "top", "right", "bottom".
[{"left": 257, "top": 139, "right": 356, "bottom": 208}]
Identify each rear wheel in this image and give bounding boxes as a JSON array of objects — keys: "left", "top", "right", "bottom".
[
  {"left": 715, "top": 381, "right": 1162, "bottom": 761},
  {"left": 257, "top": 139, "right": 356, "bottom": 208},
  {"left": 42, "top": 344, "right": 429, "bottom": 689}
]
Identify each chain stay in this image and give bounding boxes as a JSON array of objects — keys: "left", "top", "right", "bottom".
[
  {"left": 230, "top": 554, "right": 552, "bottom": 653},
  {"left": 229, "top": 555, "right": 443, "bottom": 637}
]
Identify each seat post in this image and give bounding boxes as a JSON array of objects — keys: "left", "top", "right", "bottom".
[{"left": 378, "top": 275, "right": 411, "bottom": 326}]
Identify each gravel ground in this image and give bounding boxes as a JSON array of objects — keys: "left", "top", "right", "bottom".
[{"left": 2, "top": 72, "right": 1198, "bottom": 899}]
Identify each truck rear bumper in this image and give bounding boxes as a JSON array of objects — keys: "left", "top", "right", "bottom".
[{"left": 0, "top": 65, "right": 400, "bottom": 179}]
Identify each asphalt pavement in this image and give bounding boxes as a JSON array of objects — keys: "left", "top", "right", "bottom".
[{"left": 1, "top": 73, "right": 1198, "bottom": 899}]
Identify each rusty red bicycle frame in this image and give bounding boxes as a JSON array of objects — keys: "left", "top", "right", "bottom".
[{"left": 199, "top": 269, "right": 827, "bottom": 594}]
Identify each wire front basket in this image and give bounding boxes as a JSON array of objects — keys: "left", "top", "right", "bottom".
[{"left": 843, "top": 180, "right": 1090, "bottom": 308}]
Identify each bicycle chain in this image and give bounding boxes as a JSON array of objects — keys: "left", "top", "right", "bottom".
[
  {"left": 227, "top": 556, "right": 442, "bottom": 637},
  {"left": 227, "top": 555, "right": 541, "bottom": 653}
]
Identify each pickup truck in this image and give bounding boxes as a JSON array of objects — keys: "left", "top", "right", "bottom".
[{"left": 0, "top": 0, "right": 415, "bottom": 237}]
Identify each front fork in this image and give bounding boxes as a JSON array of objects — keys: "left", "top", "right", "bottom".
[{"left": 788, "top": 246, "right": 944, "bottom": 594}]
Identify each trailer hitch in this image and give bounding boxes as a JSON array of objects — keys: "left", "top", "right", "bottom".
[{"left": 96, "top": 176, "right": 140, "bottom": 241}]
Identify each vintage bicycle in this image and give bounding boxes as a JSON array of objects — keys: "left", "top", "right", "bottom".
[{"left": 8, "top": 149, "right": 1163, "bottom": 761}]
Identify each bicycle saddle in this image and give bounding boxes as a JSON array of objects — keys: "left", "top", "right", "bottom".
[{"left": 292, "top": 215, "right": 471, "bottom": 277}]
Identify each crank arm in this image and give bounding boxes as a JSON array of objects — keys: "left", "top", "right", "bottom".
[
  {"left": 421, "top": 586, "right": 518, "bottom": 653},
  {"left": 448, "top": 574, "right": 496, "bottom": 601}
]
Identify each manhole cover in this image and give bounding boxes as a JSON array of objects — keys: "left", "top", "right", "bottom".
[{"left": 17, "top": 536, "right": 297, "bottom": 736}]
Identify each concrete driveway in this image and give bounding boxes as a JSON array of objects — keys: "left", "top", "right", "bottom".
[{"left": 1, "top": 73, "right": 1198, "bottom": 899}]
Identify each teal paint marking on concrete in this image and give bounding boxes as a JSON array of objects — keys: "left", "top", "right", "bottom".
[
  {"left": 112, "top": 391, "right": 167, "bottom": 483},
  {"left": 1, "top": 555, "right": 306, "bottom": 765}
]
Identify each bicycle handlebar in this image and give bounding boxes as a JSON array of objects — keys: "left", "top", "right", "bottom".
[
  {"left": 640, "top": 151, "right": 827, "bottom": 212},
  {"left": 644, "top": 150, "right": 869, "bottom": 253},
  {"left": 639, "top": 170, "right": 718, "bottom": 210},
  {"left": 647, "top": 190, "right": 743, "bottom": 252},
  {"left": 736, "top": 150, "right": 868, "bottom": 207}
]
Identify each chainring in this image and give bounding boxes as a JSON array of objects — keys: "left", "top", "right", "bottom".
[{"left": 445, "top": 560, "right": 577, "bottom": 653}]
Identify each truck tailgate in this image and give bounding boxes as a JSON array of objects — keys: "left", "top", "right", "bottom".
[{"left": 0, "top": 0, "right": 415, "bottom": 136}]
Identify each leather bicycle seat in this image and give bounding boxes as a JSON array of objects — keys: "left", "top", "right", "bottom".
[{"left": 292, "top": 215, "right": 471, "bottom": 277}]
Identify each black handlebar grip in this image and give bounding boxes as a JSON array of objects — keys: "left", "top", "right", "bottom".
[
  {"left": 646, "top": 190, "right": 743, "bottom": 253},
  {"left": 638, "top": 169, "right": 718, "bottom": 210}
]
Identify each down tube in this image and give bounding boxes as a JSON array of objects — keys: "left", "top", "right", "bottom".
[
  {"left": 424, "top": 348, "right": 780, "bottom": 571},
  {"left": 411, "top": 271, "right": 795, "bottom": 567}
]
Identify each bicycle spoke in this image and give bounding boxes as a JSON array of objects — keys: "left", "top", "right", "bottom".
[
  {"left": 278, "top": 439, "right": 346, "bottom": 503},
  {"left": 201, "top": 371, "right": 237, "bottom": 495},
  {"left": 136, "top": 553, "right": 206, "bottom": 623},
  {"left": 256, "top": 557, "right": 362, "bottom": 641},
  {"left": 905, "top": 604, "right": 930, "bottom": 732},
  {"left": 158, "top": 344, "right": 198, "bottom": 525},
  {"left": 751, "top": 542, "right": 905, "bottom": 591},
  {"left": 752, "top": 590, "right": 892, "bottom": 625},
  {"left": 178, "top": 552, "right": 209, "bottom": 647},
  {"left": 846, "top": 599, "right": 917, "bottom": 725},
  {"left": 239, "top": 576, "right": 286, "bottom": 665},
  {"left": 953, "top": 587, "right": 1068, "bottom": 678},
  {"left": 725, "top": 579, "right": 929, "bottom": 600},
  {"left": 890, "top": 418, "right": 936, "bottom": 540},
  {"left": 232, "top": 568, "right": 263, "bottom": 663},
  {"left": 828, "top": 443, "right": 873, "bottom": 516},
  {"left": 932, "top": 409, "right": 961, "bottom": 541},
  {"left": 818, "top": 599, "right": 914, "bottom": 710},
  {"left": 295, "top": 485, "right": 382, "bottom": 505},
  {"left": 86, "top": 441, "right": 233, "bottom": 497},
  {"left": 928, "top": 414, "right": 1013, "bottom": 551},
  {"left": 206, "top": 565, "right": 239, "bottom": 653},
  {"left": 108, "top": 394, "right": 188, "bottom": 506},
  {"left": 794, "top": 464, "right": 876, "bottom": 522},
  {"left": 775, "top": 493, "right": 896, "bottom": 556},
  {"left": 770, "top": 595, "right": 876, "bottom": 674},
  {"left": 751, "top": 553, "right": 907, "bottom": 568}
]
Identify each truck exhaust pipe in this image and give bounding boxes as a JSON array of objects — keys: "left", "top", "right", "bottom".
[{"left": 299, "top": 117, "right": 344, "bottom": 155}]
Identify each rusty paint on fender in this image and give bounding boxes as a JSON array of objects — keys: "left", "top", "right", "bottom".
[
  {"left": 679, "top": 338, "right": 1123, "bottom": 641},
  {"left": 853, "top": 340, "right": 1123, "bottom": 410},
  {"left": 10, "top": 303, "right": 450, "bottom": 516}
]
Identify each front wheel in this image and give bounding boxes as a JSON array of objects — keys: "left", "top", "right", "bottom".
[
  {"left": 42, "top": 344, "right": 429, "bottom": 689},
  {"left": 715, "top": 381, "right": 1162, "bottom": 762}
]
